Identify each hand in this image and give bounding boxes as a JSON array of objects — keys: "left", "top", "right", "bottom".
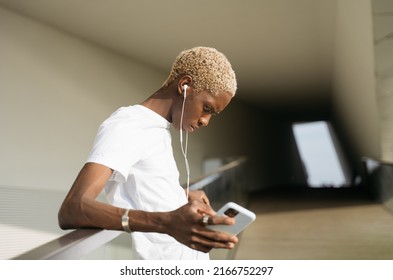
[
  {"left": 187, "top": 189, "right": 210, "bottom": 205},
  {"left": 165, "top": 200, "right": 238, "bottom": 253}
]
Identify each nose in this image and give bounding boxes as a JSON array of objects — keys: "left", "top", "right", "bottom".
[{"left": 198, "top": 115, "right": 211, "bottom": 127}]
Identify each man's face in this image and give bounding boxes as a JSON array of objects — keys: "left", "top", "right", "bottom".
[{"left": 174, "top": 90, "right": 233, "bottom": 132}]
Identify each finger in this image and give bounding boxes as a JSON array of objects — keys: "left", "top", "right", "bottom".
[
  {"left": 190, "top": 242, "right": 212, "bottom": 253},
  {"left": 199, "top": 191, "right": 210, "bottom": 205},
  {"left": 190, "top": 233, "right": 237, "bottom": 250},
  {"left": 209, "top": 214, "right": 235, "bottom": 226},
  {"left": 191, "top": 190, "right": 210, "bottom": 205},
  {"left": 191, "top": 200, "right": 216, "bottom": 217},
  {"left": 195, "top": 225, "right": 239, "bottom": 244}
]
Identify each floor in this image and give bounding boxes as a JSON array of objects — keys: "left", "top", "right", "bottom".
[{"left": 228, "top": 187, "right": 393, "bottom": 260}]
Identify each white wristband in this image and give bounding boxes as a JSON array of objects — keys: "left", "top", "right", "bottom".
[{"left": 121, "top": 209, "right": 132, "bottom": 233}]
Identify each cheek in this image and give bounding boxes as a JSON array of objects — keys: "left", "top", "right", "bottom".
[{"left": 184, "top": 102, "right": 200, "bottom": 119}]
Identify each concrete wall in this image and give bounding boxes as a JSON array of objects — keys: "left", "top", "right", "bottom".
[
  {"left": 331, "top": 0, "right": 393, "bottom": 211},
  {"left": 0, "top": 7, "right": 166, "bottom": 192},
  {"left": 372, "top": 0, "right": 393, "bottom": 162},
  {"left": 331, "top": 0, "right": 380, "bottom": 169},
  {"left": 370, "top": 0, "right": 393, "bottom": 211}
]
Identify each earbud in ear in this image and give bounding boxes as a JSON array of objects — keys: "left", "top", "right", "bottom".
[{"left": 183, "top": 85, "right": 188, "bottom": 96}]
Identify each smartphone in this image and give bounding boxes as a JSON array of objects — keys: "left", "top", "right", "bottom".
[{"left": 207, "top": 202, "right": 256, "bottom": 235}]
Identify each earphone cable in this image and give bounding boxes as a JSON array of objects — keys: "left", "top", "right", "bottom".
[{"left": 180, "top": 90, "right": 190, "bottom": 199}]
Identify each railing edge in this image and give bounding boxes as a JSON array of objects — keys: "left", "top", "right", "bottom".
[{"left": 12, "top": 229, "right": 122, "bottom": 260}]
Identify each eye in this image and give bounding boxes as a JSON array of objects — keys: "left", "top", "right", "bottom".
[{"left": 203, "top": 105, "right": 214, "bottom": 114}]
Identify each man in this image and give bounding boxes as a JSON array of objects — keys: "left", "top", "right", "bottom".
[{"left": 58, "top": 46, "right": 238, "bottom": 259}]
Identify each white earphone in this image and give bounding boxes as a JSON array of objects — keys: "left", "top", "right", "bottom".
[
  {"left": 183, "top": 84, "right": 188, "bottom": 97},
  {"left": 180, "top": 84, "right": 190, "bottom": 199}
]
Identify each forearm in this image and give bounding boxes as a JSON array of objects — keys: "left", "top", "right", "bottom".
[
  {"left": 58, "top": 197, "right": 170, "bottom": 234},
  {"left": 59, "top": 196, "right": 120, "bottom": 230},
  {"left": 58, "top": 163, "right": 173, "bottom": 233}
]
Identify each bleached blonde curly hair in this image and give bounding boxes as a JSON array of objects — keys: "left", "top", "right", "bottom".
[{"left": 162, "top": 46, "right": 237, "bottom": 97}]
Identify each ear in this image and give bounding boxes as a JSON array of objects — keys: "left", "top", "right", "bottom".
[{"left": 178, "top": 75, "right": 193, "bottom": 96}]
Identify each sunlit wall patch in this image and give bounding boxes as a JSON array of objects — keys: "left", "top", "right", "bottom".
[{"left": 292, "top": 121, "right": 351, "bottom": 188}]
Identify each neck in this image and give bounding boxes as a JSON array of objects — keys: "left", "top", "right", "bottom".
[{"left": 141, "top": 86, "right": 176, "bottom": 123}]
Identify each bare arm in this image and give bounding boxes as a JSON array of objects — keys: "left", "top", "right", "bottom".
[
  {"left": 58, "top": 162, "right": 238, "bottom": 252},
  {"left": 58, "top": 162, "right": 122, "bottom": 230}
]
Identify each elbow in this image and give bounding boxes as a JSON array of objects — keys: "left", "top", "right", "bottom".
[
  {"left": 58, "top": 197, "right": 83, "bottom": 230},
  {"left": 58, "top": 194, "right": 93, "bottom": 230},
  {"left": 58, "top": 204, "right": 73, "bottom": 230}
]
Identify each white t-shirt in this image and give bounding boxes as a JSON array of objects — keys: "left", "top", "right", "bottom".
[{"left": 87, "top": 105, "right": 208, "bottom": 260}]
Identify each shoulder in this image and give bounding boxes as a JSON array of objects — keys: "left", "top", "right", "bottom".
[
  {"left": 95, "top": 105, "right": 170, "bottom": 143},
  {"left": 100, "top": 106, "right": 146, "bottom": 132}
]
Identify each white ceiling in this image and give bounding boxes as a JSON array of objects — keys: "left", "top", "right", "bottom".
[{"left": 0, "top": 0, "right": 337, "bottom": 110}]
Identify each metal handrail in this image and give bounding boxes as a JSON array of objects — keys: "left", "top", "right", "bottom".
[
  {"left": 12, "top": 229, "right": 122, "bottom": 260},
  {"left": 13, "top": 156, "right": 247, "bottom": 260},
  {"left": 362, "top": 156, "right": 393, "bottom": 169},
  {"left": 188, "top": 156, "right": 247, "bottom": 190}
]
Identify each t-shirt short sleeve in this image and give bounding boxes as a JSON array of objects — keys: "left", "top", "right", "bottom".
[{"left": 86, "top": 107, "right": 144, "bottom": 183}]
